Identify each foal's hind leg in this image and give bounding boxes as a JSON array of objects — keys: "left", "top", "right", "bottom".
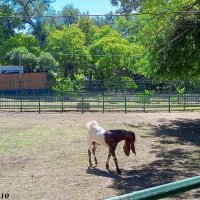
[
  {"left": 88, "top": 145, "right": 92, "bottom": 167},
  {"left": 92, "top": 143, "right": 98, "bottom": 165}
]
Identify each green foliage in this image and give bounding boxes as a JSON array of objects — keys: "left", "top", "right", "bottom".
[
  {"left": 190, "top": 78, "right": 200, "bottom": 88},
  {"left": 176, "top": 85, "right": 185, "bottom": 95},
  {"left": 0, "top": 33, "right": 40, "bottom": 64},
  {"left": 110, "top": 0, "right": 142, "bottom": 13},
  {"left": 36, "top": 51, "right": 59, "bottom": 74},
  {"left": 58, "top": 4, "right": 80, "bottom": 27},
  {"left": 1, "top": 0, "right": 200, "bottom": 87},
  {"left": 2, "top": 0, "right": 56, "bottom": 49},
  {"left": 136, "top": 89, "right": 155, "bottom": 103},
  {"left": 114, "top": 16, "right": 137, "bottom": 42},
  {"left": 104, "top": 77, "right": 137, "bottom": 92},
  {"left": 90, "top": 25, "right": 147, "bottom": 81},
  {"left": 53, "top": 73, "right": 85, "bottom": 95},
  {"left": 144, "top": 89, "right": 155, "bottom": 96},
  {"left": 121, "top": 76, "right": 137, "bottom": 90},
  {"left": 0, "top": 3, "right": 21, "bottom": 44},
  {"left": 112, "top": 0, "right": 200, "bottom": 81},
  {"left": 46, "top": 25, "right": 91, "bottom": 77},
  {"left": 75, "top": 17, "right": 99, "bottom": 46},
  {"left": 135, "top": 0, "right": 199, "bottom": 80},
  {"left": 6, "top": 47, "right": 37, "bottom": 72}
]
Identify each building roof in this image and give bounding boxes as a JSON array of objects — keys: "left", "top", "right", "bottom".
[{"left": 0, "top": 66, "right": 23, "bottom": 74}]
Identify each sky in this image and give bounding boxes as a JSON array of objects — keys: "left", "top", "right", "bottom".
[{"left": 52, "top": 0, "right": 117, "bottom": 14}]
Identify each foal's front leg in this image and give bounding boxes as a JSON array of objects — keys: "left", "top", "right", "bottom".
[
  {"left": 106, "top": 148, "right": 121, "bottom": 174},
  {"left": 106, "top": 149, "right": 112, "bottom": 172},
  {"left": 111, "top": 149, "right": 121, "bottom": 174}
]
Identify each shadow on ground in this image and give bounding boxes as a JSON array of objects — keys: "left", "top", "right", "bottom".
[
  {"left": 154, "top": 118, "right": 200, "bottom": 146},
  {"left": 87, "top": 118, "right": 200, "bottom": 199}
]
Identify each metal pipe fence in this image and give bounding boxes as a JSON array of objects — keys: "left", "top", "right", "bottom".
[
  {"left": 0, "top": 93, "right": 199, "bottom": 113},
  {"left": 107, "top": 176, "right": 200, "bottom": 200},
  {"left": 0, "top": 80, "right": 200, "bottom": 95}
]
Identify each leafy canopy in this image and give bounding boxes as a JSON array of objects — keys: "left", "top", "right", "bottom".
[{"left": 90, "top": 25, "right": 147, "bottom": 83}]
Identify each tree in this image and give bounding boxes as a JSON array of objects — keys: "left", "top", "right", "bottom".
[
  {"left": 36, "top": 51, "right": 59, "bottom": 74},
  {"left": 2, "top": 0, "right": 56, "bottom": 48},
  {"left": 6, "top": 48, "right": 59, "bottom": 73},
  {"left": 90, "top": 25, "right": 146, "bottom": 86},
  {"left": 110, "top": 0, "right": 142, "bottom": 13},
  {"left": 46, "top": 25, "right": 91, "bottom": 78},
  {"left": 6, "top": 47, "right": 37, "bottom": 72},
  {"left": 93, "top": 12, "right": 117, "bottom": 27},
  {"left": 148, "top": 1, "right": 200, "bottom": 80},
  {"left": 75, "top": 17, "right": 99, "bottom": 46},
  {"left": 137, "top": 0, "right": 200, "bottom": 80},
  {"left": 54, "top": 73, "right": 85, "bottom": 95},
  {"left": 111, "top": 0, "right": 200, "bottom": 80},
  {"left": 114, "top": 16, "right": 139, "bottom": 42},
  {"left": 58, "top": 4, "right": 80, "bottom": 27},
  {"left": 0, "top": 33, "right": 40, "bottom": 64},
  {"left": 0, "top": 3, "right": 21, "bottom": 46}
]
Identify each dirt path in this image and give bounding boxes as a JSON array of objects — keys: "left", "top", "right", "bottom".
[{"left": 0, "top": 112, "right": 199, "bottom": 200}]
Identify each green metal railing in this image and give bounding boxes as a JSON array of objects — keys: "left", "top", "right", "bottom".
[
  {"left": 107, "top": 176, "right": 200, "bottom": 200},
  {"left": 0, "top": 93, "right": 199, "bottom": 113}
]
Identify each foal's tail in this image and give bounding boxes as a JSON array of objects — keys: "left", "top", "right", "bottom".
[
  {"left": 86, "top": 121, "right": 98, "bottom": 129},
  {"left": 86, "top": 121, "right": 99, "bottom": 149}
]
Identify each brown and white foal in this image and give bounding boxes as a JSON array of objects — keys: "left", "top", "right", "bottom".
[{"left": 87, "top": 121, "right": 136, "bottom": 174}]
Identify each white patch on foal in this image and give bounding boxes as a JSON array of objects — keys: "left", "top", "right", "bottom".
[{"left": 87, "top": 121, "right": 109, "bottom": 147}]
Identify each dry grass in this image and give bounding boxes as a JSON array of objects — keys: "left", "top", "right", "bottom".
[{"left": 0, "top": 112, "right": 199, "bottom": 200}]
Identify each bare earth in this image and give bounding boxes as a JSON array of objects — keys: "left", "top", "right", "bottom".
[{"left": 0, "top": 112, "right": 199, "bottom": 200}]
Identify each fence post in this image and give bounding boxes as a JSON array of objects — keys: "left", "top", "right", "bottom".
[
  {"left": 20, "top": 95, "right": 22, "bottom": 112},
  {"left": 103, "top": 93, "right": 105, "bottom": 113},
  {"left": 19, "top": 74, "right": 22, "bottom": 94},
  {"left": 39, "top": 97, "right": 41, "bottom": 113},
  {"left": 81, "top": 96, "right": 84, "bottom": 113},
  {"left": 125, "top": 96, "right": 127, "bottom": 113},
  {"left": 183, "top": 94, "right": 186, "bottom": 111},
  {"left": 168, "top": 96, "right": 171, "bottom": 113},
  {"left": 143, "top": 94, "right": 146, "bottom": 112},
  {"left": 61, "top": 95, "right": 64, "bottom": 112},
  {"left": 19, "top": 74, "right": 22, "bottom": 112}
]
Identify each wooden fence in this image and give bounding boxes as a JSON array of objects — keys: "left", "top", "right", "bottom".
[{"left": 0, "top": 73, "right": 49, "bottom": 90}]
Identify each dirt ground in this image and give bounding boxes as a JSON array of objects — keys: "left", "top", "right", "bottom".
[{"left": 0, "top": 111, "right": 199, "bottom": 200}]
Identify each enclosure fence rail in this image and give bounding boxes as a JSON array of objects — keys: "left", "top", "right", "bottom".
[
  {"left": 0, "top": 93, "right": 200, "bottom": 113},
  {"left": 1, "top": 79, "right": 200, "bottom": 95},
  {"left": 107, "top": 176, "right": 200, "bottom": 200}
]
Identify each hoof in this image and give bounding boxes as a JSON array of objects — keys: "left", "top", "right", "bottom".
[
  {"left": 106, "top": 164, "right": 110, "bottom": 172},
  {"left": 94, "top": 158, "right": 98, "bottom": 166},
  {"left": 117, "top": 170, "right": 121, "bottom": 175}
]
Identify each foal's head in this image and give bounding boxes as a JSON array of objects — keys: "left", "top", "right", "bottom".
[{"left": 123, "top": 131, "right": 136, "bottom": 156}]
